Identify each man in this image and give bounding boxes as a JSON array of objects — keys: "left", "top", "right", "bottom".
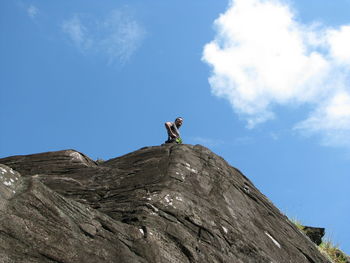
[{"left": 165, "top": 117, "right": 183, "bottom": 144}]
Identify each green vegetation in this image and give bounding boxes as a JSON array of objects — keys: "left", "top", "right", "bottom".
[
  {"left": 318, "top": 240, "right": 348, "bottom": 263},
  {"left": 290, "top": 218, "right": 304, "bottom": 231},
  {"left": 290, "top": 218, "right": 349, "bottom": 263},
  {"left": 95, "top": 158, "right": 105, "bottom": 164}
]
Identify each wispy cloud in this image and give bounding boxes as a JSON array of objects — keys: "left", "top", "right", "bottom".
[
  {"left": 62, "top": 15, "right": 91, "bottom": 51},
  {"left": 233, "top": 136, "right": 254, "bottom": 145},
  {"left": 191, "top": 136, "right": 255, "bottom": 147},
  {"left": 202, "top": 0, "right": 350, "bottom": 148},
  {"left": 27, "top": 5, "right": 39, "bottom": 19},
  {"left": 99, "top": 10, "right": 146, "bottom": 63},
  {"left": 191, "top": 136, "right": 224, "bottom": 147},
  {"left": 62, "top": 9, "right": 146, "bottom": 64}
]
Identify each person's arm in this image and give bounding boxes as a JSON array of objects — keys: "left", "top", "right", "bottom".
[{"left": 165, "top": 122, "right": 177, "bottom": 138}]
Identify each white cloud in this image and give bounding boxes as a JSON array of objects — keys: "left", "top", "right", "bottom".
[
  {"left": 62, "top": 9, "right": 145, "bottom": 63},
  {"left": 203, "top": 0, "right": 350, "bottom": 147},
  {"left": 27, "top": 5, "right": 39, "bottom": 19},
  {"left": 295, "top": 91, "right": 350, "bottom": 147},
  {"left": 327, "top": 25, "right": 350, "bottom": 66}
]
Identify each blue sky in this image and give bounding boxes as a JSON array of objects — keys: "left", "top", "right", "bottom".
[{"left": 1, "top": 0, "right": 349, "bottom": 254}]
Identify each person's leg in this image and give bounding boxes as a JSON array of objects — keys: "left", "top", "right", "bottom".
[{"left": 165, "top": 138, "right": 176, "bottom": 144}]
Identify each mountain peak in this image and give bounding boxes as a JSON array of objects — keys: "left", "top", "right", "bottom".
[{"left": 0, "top": 144, "right": 330, "bottom": 262}]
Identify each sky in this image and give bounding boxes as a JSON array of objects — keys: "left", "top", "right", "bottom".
[{"left": 1, "top": 0, "right": 349, "bottom": 254}]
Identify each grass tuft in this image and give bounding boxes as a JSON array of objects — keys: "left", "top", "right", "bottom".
[
  {"left": 318, "top": 240, "right": 348, "bottom": 263},
  {"left": 290, "top": 218, "right": 349, "bottom": 263},
  {"left": 95, "top": 158, "right": 105, "bottom": 164},
  {"left": 290, "top": 217, "right": 304, "bottom": 231}
]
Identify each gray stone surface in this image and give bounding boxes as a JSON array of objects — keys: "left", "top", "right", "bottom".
[{"left": 0, "top": 144, "right": 331, "bottom": 262}]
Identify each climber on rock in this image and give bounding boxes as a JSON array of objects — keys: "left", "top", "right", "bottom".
[{"left": 164, "top": 117, "right": 183, "bottom": 144}]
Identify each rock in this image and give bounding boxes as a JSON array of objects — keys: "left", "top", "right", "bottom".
[
  {"left": 0, "top": 164, "right": 21, "bottom": 201},
  {"left": 0, "top": 149, "right": 97, "bottom": 176},
  {"left": 301, "top": 226, "right": 325, "bottom": 246},
  {"left": 0, "top": 144, "right": 332, "bottom": 262},
  {"left": 0, "top": 168, "right": 147, "bottom": 263}
]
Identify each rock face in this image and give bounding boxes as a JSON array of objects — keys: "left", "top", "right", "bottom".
[
  {"left": 300, "top": 226, "right": 325, "bottom": 246},
  {"left": 0, "top": 144, "right": 330, "bottom": 263}
]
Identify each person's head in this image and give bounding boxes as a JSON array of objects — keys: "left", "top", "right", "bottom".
[{"left": 175, "top": 117, "right": 183, "bottom": 127}]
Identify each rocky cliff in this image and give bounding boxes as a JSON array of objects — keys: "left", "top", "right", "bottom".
[{"left": 0, "top": 144, "right": 330, "bottom": 263}]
